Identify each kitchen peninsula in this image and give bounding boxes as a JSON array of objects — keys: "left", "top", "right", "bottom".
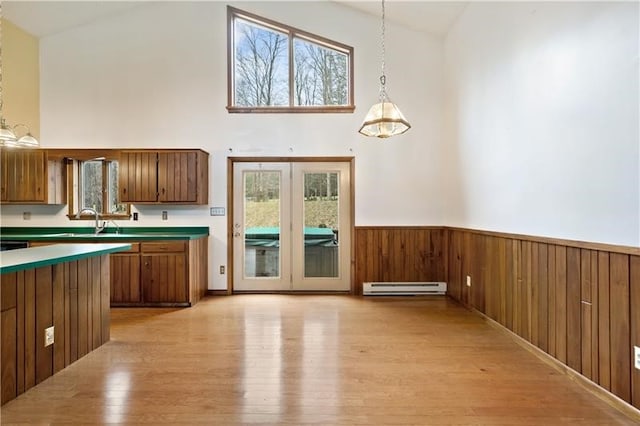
[{"left": 0, "top": 243, "right": 130, "bottom": 405}]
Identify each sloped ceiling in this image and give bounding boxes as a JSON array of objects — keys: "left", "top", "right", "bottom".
[{"left": 2, "top": 1, "right": 467, "bottom": 38}]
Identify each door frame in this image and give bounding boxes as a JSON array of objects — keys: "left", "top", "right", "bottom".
[{"left": 227, "top": 156, "right": 356, "bottom": 294}]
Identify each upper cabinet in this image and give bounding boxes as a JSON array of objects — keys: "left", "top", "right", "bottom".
[
  {"left": 119, "top": 149, "right": 208, "bottom": 204},
  {"left": 0, "top": 149, "right": 65, "bottom": 204}
]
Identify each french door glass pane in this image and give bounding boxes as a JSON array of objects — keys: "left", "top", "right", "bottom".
[
  {"left": 303, "top": 172, "right": 339, "bottom": 278},
  {"left": 244, "top": 171, "right": 281, "bottom": 278}
]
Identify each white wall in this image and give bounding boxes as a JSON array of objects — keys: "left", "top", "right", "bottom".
[
  {"left": 0, "top": 1, "right": 445, "bottom": 289},
  {"left": 443, "top": 1, "right": 640, "bottom": 247}
]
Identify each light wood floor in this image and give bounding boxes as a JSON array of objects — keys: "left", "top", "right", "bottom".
[{"left": 1, "top": 295, "right": 637, "bottom": 424}]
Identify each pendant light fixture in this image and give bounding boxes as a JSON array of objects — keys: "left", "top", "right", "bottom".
[
  {"left": 0, "top": 102, "right": 40, "bottom": 148},
  {"left": 358, "top": 0, "right": 411, "bottom": 138}
]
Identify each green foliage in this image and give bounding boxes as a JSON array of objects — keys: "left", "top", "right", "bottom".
[{"left": 245, "top": 199, "right": 338, "bottom": 230}]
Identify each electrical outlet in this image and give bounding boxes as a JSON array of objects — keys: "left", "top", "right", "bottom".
[
  {"left": 45, "top": 326, "right": 54, "bottom": 347},
  {"left": 634, "top": 346, "right": 640, "bottom": 370},
  {"left": 133, "top": 212, "right": 138, "bottom": 221},
  {"left": 162, "top": 211, "right": 168, "bottom": 220},
  {"left": 23, "top": 212, "right": 31, "bottom": 220},
  {"left": 220, "top": 265, "right": 225, "bottom": 274},
  {"left": 210, "top": 207, "right": 225, "bottom": 216},
  {"left": 466, "top": 275, "right": 472, "bottom": 287}
]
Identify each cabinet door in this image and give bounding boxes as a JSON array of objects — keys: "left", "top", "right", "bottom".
[
  {"left": 119, "top": 151, "right": 158, "bottom": 202},
  {"left": 141, "top": 253, "right": 188, "bottom": 303},
  {"left": 110, "top": 254, "right": 141, "bottom": 303},
  {"left": 157, "top": 152, "right": 198, "bottom": 203},
  {"left": 1, "top": 150, "right": 46, "bottom": 202}
]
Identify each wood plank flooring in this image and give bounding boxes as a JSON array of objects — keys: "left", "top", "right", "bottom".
[{"left": 0, "top": 295, "right": 637, "bottom": 424}]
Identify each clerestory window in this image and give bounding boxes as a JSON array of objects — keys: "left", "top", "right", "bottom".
[{"left": 227, "top": 6, "right": 355, "bottom": 113}]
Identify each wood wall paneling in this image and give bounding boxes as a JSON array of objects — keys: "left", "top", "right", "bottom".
[
  {"left": 52, "top": 264, "right": 65, "bottom": 373},
  {"left": 598, "top": 251, "right": 612, "bottom": 390},
  {"left": 437, "top": 228, "right": 639, "bottom": 411},
  {"left": 537, "top": 243, "right": 549, "bottom": 353},
  {"left": 1, "top": 273, "right": 18, "bottom": 404},
  {"left": 630, "top": 255, "right": 640, "bottom": 409},
  {"left": 609, "top": 253, "right": 631, "bottom": 402},
  {"left": 566, "top": 247, "right": 582, "bottom": 372},
  {"left": 35, "top": 267, "right": 53, "bottom": 384},
  {"left": 354, "top": 228, "right": 445, "bottom": 296},
  {"left": 1, "top": 256, "right": 112, "bottom": 405},
  {"left": 24, "top": 269, "right": 36, "bottom": 389}
]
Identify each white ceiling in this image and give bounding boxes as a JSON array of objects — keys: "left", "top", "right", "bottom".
[
  {"left": 1, "top": 1, "right": 149, "bottom": 38},
  {"left": 333, "top": 1, "right": 468, "bottom": 36},
  {"left": 2, "top": 1, "right": 468, "bottom": 39}
]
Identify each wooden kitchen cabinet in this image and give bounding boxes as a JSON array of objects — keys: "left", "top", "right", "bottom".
[
  {"left": 0, "top": 149, "right": 64, "bottom": 204},
  {"left": 119, "top": 150, "right": 208, "bottom": 204},
  {"left": 110, "top": 243, "right": 141, "bottom": 303},
  {"left": 141, "top": 242, "right": 187, "bottom": 304},
  {"left": 118, "top": 151, "right": 158, "bottom": 202},
  {"left": 28, "top": 237, "right": 207, "bottom": 307}
]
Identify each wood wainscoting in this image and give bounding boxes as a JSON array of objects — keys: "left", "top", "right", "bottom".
[
  {"left": 354, "top": 226, "right": 640, "bottom": 410},
  {"left": 354, "top": 227, "right": 446, "bottom": 295},
  {"left": 445, "top": 227, "right": 640, "bottom": 411},
  {"left": 1, "top": 256, "right": 111, "bottom": 405}
]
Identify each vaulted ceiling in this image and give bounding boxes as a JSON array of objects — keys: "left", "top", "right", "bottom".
[{"left": 2, "top": 1, "right": 467, "bottom": 38}]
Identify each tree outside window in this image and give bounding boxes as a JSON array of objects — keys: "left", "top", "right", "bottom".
[{"left": 78, "top": 160, "right": 127, "bottom": 216}]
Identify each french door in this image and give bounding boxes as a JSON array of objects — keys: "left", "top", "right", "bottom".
[{"left": 232, "top": 161, "right": 351, "bottom": 292}]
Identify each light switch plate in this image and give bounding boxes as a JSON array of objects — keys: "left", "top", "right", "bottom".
[
  {"left": 210, "top": 207, "right": 225, "bottom": 216},
  {"left": 634, "top": 346, "right": 640, "bottom": 370}
]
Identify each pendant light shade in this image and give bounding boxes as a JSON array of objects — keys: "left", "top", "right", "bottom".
[
  {"left": 359, "top": 100, "right": 411, "bottom": 138},
  {"left": 0, "top": 119, "right": 17, "bottom": 142},
  {"left": 17, "top": 132, "right": 39, "bottom": 147},
  {"left": 359, "top": 0, "right": 410, "bottom": 138}
]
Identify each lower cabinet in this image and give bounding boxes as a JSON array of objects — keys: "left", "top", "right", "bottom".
[
  {"left": 141, "top": 242, "right": 187, "bottom": 304},
  {"left": 110, "top": 244, "right": 142, "bottom": 303},
  {"left": 31, "top": 238, "right": 208, "bottom": 307},
  {"left": 110, "top": 239, "right": 207, "bottom": 307}
]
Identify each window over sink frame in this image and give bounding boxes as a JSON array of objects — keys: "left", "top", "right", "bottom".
[{"left": 64, "top": 153, "right": 131, "bottom": 221}]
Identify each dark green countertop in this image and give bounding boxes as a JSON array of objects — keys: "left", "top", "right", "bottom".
[
  {"left": 0, "top": 227, "right": 209, "bottom": 242},
  {"left": 1, "top": 243, "right": 132, "bottom": 274}
]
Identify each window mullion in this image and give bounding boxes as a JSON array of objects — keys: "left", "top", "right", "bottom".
[
  {"left": 289, "top": 32, "right": 294, "bottom": 107},
  {"left": 102, "top": 161, "right": 109, "bottom": 215}
]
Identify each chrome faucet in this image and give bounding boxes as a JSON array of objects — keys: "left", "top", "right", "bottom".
[
  {"left": 77, "top": 208, "right": 105, "bottom": 235},
  {"left": 107, "top": 220, "right": 120, "bottom": 234}
]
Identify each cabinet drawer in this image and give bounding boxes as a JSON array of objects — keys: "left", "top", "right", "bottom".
[{"left": 141, "top": 241, "right": 186, "bottom": 253}]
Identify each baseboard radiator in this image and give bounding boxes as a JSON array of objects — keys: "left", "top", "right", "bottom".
[{"left": 363, "top": 282, "right": 447, "bottom": 296}]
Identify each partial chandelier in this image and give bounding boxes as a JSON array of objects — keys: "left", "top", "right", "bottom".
[{"left": 0, "top": 101, "right": 39, "bottom": 148}]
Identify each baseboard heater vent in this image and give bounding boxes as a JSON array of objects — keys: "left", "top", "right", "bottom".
[{"left": 363, "top": 282, "right": 447, "bottom": 296}]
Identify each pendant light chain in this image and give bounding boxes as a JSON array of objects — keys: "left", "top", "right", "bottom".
[
  {"left": 357, "top": 0, "right": 411, "bottom": 138},
  {"left": 379, "top": 0, "right": 387, "bottom": 101}
]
